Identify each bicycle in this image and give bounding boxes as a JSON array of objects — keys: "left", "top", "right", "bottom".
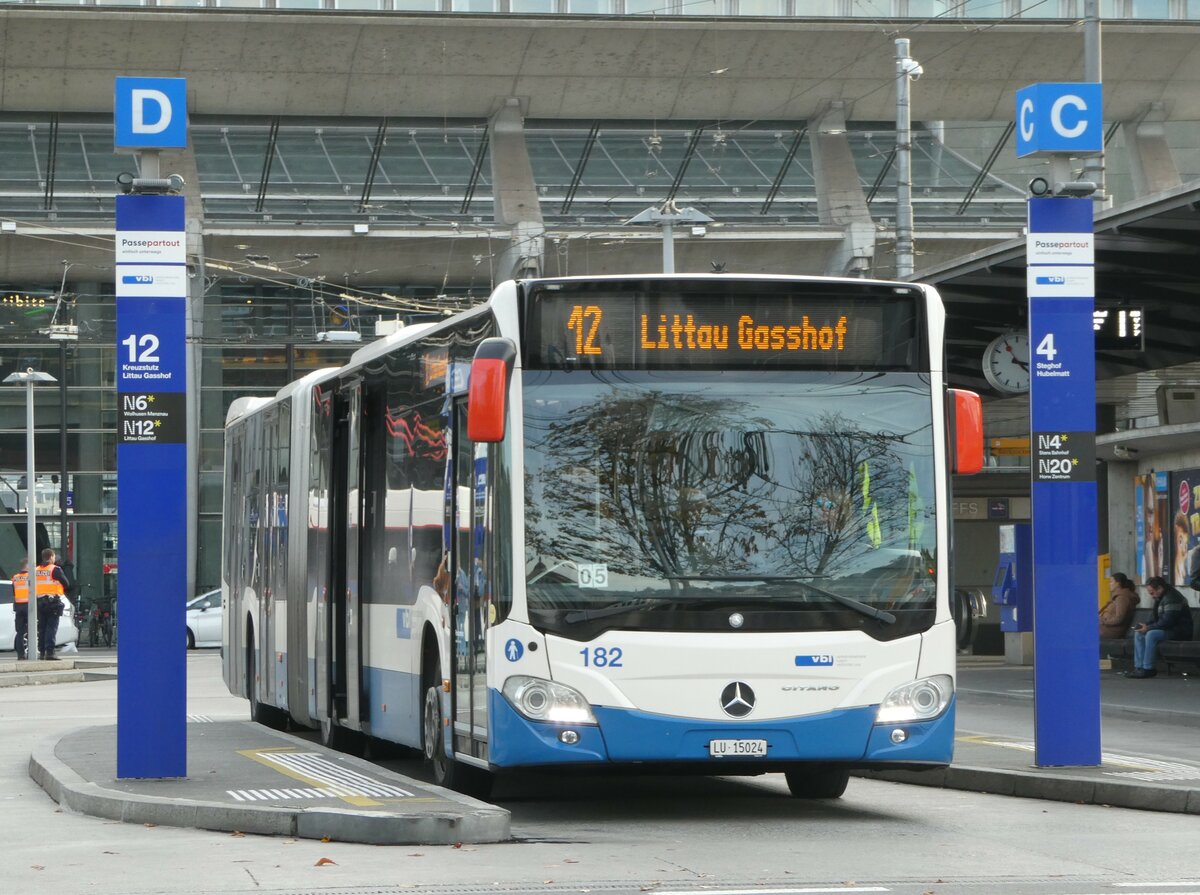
[{"left": 88, "top": 598, "right": 115, "bottom": 648}]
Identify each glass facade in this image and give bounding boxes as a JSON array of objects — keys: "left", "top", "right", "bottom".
[
  {"left": 0, "top": 276, "right": 487, "bottom": 613},
  {"left": 0, "top": 0, "right": 1194, "bottom": 14},
  {"left": 1, "top": 118, "right": 1041, "bottom": 229},
  {"left": 0, "top": 0, "right": 1191, "bottom": 625},
  {"left": 0, "top": 103, "right": 1185, "bottom": 605}
]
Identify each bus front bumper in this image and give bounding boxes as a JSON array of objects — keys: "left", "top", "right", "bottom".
[{"left": 486, "top": 689, "right": 955, "bottom": 768}]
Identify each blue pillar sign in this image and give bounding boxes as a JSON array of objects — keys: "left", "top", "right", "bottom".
[
  {"left": 115, "top": 194, "right": 188, "bottom": 776},
  {"left": 1027, "top": 197, "right": 1101, "bottom": 767},
  {"left": 114, "top": 74, "right": 189, "bottom": 778}
]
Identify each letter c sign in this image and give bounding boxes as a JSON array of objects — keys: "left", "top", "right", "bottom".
[
  {"left": 115, "top": 77, "right": 188, "bottom": 149},
  {"left": 1015, "top": 82, "right": 1102, "bottom": 158},
  {"left": 1019, "top": 97, "right": 1035, "bottom": 145}
]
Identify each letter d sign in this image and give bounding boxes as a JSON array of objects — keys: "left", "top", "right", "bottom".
[{"left": 115, "top": 77, "right": 188, "bottom": 149}]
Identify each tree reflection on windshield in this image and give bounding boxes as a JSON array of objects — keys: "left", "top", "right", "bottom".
[{"left": 524, "top": 372, "right": 936, "bottom": 616}]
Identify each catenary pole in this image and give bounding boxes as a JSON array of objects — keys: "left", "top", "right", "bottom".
[
  {"left": 895, "top": 38, "right": 916, "bottom": 279},
  {"left": 25, "top": 372, "right": 38, "bottom": 658}
]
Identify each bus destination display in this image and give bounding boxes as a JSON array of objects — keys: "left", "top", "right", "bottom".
[{"left": 527, "top": 287, "right": 917, "bottom": 370}]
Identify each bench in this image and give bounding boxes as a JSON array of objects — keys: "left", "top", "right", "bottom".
[{"left": 1099, "top": 606, "right": 1200, "bottom": 675}]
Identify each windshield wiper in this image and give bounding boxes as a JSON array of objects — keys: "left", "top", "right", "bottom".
[
  {"left": 666, "top": 574, "right": 895, "bottom": 625},
  {"left": 562, "top": 599, "right": 683, "bottom": 624},
  {"left": 665, "top": 574, "right": 823, "bottom": 582}
]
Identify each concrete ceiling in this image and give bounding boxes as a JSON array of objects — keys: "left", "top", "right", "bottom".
[{"left": 1, "top": 10, "right": 1199, "bottom": 123}]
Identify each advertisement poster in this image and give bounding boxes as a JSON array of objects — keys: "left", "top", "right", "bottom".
[
  {"left": 1168, "top": 469, "right": 1200, "bottom": 589},
  {"left": 1136, "top": 473, "right": 1168, "bottom": 583}
]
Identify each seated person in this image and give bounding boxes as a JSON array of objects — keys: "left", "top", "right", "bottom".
[
  {"left": 1127, "top": 576, "right": 1194, "bottom": 679},
  {"left": 1099, "top": 572, "right": 1138, "bottom": 640}
]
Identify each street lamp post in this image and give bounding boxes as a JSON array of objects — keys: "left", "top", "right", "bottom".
[
  {"left": 894, "top": 38, "right": 924, "bottom": 280},
  {"left": 48, "top": 263, "right": 79, "bottom": 581},
  {"left": 4, "top": 368, "right": 57, "bottom": 660},
  {"left": 627, "top": 201, "right": 715, "bottom": 274}
]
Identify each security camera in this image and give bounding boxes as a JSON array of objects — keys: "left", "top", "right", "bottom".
[
  {"left": 1029, "top": 177, "right": 1051, "bottom": 197},
  {"left": 1052, "top": 180, "right": 1098, "bottom": 198},
  {"left": 900, "top": 59, "right": 923, "bottom": 80},
  {"left": 115, "top": 172, "right": 186, "bottom": 195}
]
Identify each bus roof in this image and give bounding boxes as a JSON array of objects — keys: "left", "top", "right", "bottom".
[
  {"left": 224, "top": 366, "right": 340, "bottom": 427},
  {"left": 510, "top": 273, "right": 931, "bottom": 290},
  {"left": 347, "top": 321, "right": 440, "bottom": 368}
]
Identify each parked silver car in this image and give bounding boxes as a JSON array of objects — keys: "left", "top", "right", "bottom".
[
  {"left": 186, "top": 589, "right": 223, "bottom": 649},
  {"left": 0, "top": 580, "right": 81, "bottom": 654}
]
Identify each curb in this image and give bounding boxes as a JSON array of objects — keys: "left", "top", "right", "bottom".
[
  {"left": 29, "top": 727, "right": 511, "bottom": 845},
  {"left": 0, "top": 671, "right": 86, "bottom": 688},
  {"left": 855, "top": 765, "right": 1200, "bottom": 814}
]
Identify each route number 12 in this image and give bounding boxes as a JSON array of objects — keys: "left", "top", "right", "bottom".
[
  {"left": 567, "top": 305, "right": 603, "bottom": 356},
  {"left": 122, "top": 333, "right": 161, "bottom": 364}
]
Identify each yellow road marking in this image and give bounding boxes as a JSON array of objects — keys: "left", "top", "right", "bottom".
[{"left": 237, "top": 748, "right": 382, "bottom": 807}]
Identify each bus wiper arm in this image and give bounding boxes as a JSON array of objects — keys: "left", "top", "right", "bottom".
[
  {"left": 665, "top": 574, "right": 823, "bottom": 581},
  {"left": 799, "top": 581, "right": 896, "bottom": 625},
  {"left": 665, "top": 574, "right": 896, "bottom": 624},
  {"left": 563, "top": 599, "right": 679, "bottom": 624}
]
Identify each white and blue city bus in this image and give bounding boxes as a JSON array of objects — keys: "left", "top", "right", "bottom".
[{"left": 222, "top": 275, "right": 983, "bottom": 799}]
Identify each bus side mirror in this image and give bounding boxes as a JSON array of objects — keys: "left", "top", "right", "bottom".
[
  {"left": 468, "top": 338, "right": 517, "bottom": 443},
  {"left": 948, "top": 388, "right": 983, "bottom": 475}
]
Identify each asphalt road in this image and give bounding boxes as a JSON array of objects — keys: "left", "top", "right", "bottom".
[{"left": 2, "top": 651, "right": 1198, "bottom": 895}]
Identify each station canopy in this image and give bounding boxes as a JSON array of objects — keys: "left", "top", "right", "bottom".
[{"left": 0, "top": 116, "right": 1030, "bottom": 229}]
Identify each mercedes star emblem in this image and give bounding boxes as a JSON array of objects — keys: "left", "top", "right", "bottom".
[
  {"left": 728, "top": 612, "right": 744, "bottom": 628},
  {"left": 720, "top": 681, "right": 755, "bottom": 717}
]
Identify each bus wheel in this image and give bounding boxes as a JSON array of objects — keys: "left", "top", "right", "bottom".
[
  {"left": 423, "top": 684, "right": 455, "bottom": 786},
  {"left": 320, "top": 716, "right": 345, "bottom": 750},
  {"left": 784, "top": 766, "right": 850, "bottom": 799},
  {"left": 422, "top": 684, "right": 493, "bottom": 798},
  {"left": 246, "top": 635, "right": 286, "bottom": 730}
]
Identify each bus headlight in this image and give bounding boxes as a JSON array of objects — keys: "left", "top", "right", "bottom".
[
  {"left": 875, "top": 674, "right": 953, "bottom": 724},
  {"left": 502, "top": 675, "right": 597, "bottom": 725}
]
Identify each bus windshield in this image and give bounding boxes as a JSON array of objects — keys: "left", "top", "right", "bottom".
[{"left": 523, "top": 370, "right": 938, "bottom": 636}]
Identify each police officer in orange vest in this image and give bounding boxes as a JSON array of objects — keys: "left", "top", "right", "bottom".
[
  {"left": 10, "top": 559, "right": 31, "bottom": 660},
  {"left": 35, "top": 548, "right": 69, "bottom": 661}
]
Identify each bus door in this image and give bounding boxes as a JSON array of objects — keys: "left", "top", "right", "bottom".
[
  {"left": 450, "top": 398, "right": 489, "bottom": 762},
  {"left": 325, "top": 380, "right": 364, "bottom": 728}
]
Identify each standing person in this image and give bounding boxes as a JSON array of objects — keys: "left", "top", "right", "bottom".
[
  {"left": 10, "top": 559, "right": 31, "bottom": 660},
  {"left": 1100, "top": 572, "right": 1139, "bottom": 639},
  {"left": 1127, "top": 575, "right": 1193, "bottom": 679},
  {"left": 34, "top": 548, "right": 69, "bottom": 661}
]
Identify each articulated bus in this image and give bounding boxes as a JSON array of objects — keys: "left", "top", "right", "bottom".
[{"left": 222, "top": 275, "right": 983, "bottom": 799}]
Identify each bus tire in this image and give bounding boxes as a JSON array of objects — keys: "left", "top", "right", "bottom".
[
  {"left": 320, "top": 716, "right": 362, "bottom": 754},
  {"left": 422, "top": 684, "right": 493, "bottom": 798},
  {"left": 423, "top": 684, "right": 456, "bottom": 785},
  {"left": 784, "top": 765, "right": 850, "bottom": 799},
  {"left": 246, "top": 624, "right": 286, "bottom": 730}
]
